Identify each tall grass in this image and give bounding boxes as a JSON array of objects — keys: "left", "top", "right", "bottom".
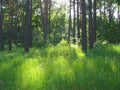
[{"left": 0, "top": 42, "right": 120, "bottom": 90}]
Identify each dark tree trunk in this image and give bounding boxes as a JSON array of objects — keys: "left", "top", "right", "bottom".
[
  {"left": 81, "top": 0, "right": 87, "bottom": 51},
  {"left": 93, "top": 0, "right": 97, "bottom": 43},
  {"left": 29, "top": 0, "right": 32, "bottom": 47},
  {"left": 77, "top": 0, "right": 80, "bottom": 41},
  {"left": 104, "top": 0, "right": 106, "bottom": 18},
  {"left": 43, "top": 0, "right": 49, "bottom": 42},
  {"left": 88, "top": 0, "right": 93, "bottom": 48},
  {"left": 8, "top": 5, "right": 13, "bottom": 51},
  {"left": 0, "top": 0, "right": 4, "bottom": 50},
  {"left": 21, "top": 1, "right": 25, "bottom": 45},
  {"left": 40, "top": 0, "right": 45, "bottom": 40},
  {"left": 40, "top": 0, "right": 49, "bottom": 42},
  {"left": 24, "top": 0, "right": 30, "bottom": 52},
  {"left": 118, "top": 5, "right": 119, "bottom": 24},
  {"left": 48, "top": 0, "right": 51, "bottom": 39},
  {"left": 118, "top": 5, "right": 120, "bottom": 33},
  {"left": 108, "top": 0, "right": 112, "bottom": 23},
  {"left": 73, "top": 0, "right": 76, "bottom": 43},
  {"left": 13, "top": 16, "right": 18, "bottom": 46},
  {"left": 68, "top": 0, "right": 72, "bottom": 42},
  {"left": 99, "top": 1, "right": 102, "bottom": 19}
]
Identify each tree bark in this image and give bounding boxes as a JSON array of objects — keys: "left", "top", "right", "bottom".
[
  {"left": 88, "top": 0, "right": 93, "bottom": 48},
  {"left": 68, "top": 0, "right": 72, "bottom": 42},
  {"left": 0, "top": 0, "right": 4, "bottom": 50},
  {"left": 81, "top": 0, "right": 87, "bottom": 51},
  {"left": 93, "top": 0, "right": 97, "bottom": 43}
]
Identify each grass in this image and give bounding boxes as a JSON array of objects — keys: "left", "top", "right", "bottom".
[{"left": 0, "top": 41, "right": 120, "bottom": 90}]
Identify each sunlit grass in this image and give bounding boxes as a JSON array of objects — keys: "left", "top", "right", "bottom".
[{"left": 0, "top": 42, "right": 120, "bottom": 90}]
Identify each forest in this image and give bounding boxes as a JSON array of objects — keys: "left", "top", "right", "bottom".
[{"left": 0, "top": 0, "right": 120, "bottom": 90}]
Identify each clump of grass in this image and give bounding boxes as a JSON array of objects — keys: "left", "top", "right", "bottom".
[{"left": 0, "top": 42, "right": 120, "bottom": 90}]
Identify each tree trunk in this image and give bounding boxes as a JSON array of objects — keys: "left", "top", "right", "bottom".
[
  {"left": 93, "top": 0, "right": 97, "bottom": 43},
  {"left": 73, "top": 0, "right": 76, "bottom": 43},
  {"left": 88, "top": 0, "right": 93, "bottom": 48},
  {"left": 68, "top": 0, "right": 72, "bottom": 42},
  {"left": 0, "top": 0, "right": 4, "bottom": 50},
  {"left": 8, "top": 1, "right": 13, "bottom": 51},
  {"left": 81, "top": 0, "right": 87, "bottom": 51},
  {"left": 24, "top": 0, "right": 30, "bottom": 52},
  {"left": 29, "top": 0, "right": 32, "bottom": 47},
  {"left": 104, "top": 0, "right": 106, "bottom": 18},
  {"left": 108, "top": 0, "right": 112, "bottom": 23},
  {"left": 77, "top": 0, "right": 80, "bottom": 41}
]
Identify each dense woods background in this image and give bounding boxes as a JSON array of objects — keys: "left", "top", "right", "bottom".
[
  {"left": 0, "top": 0, "right": 120, "bottom": 90},
  {"left": 0, "top": 0, "right": 120, "bottom": 52}
]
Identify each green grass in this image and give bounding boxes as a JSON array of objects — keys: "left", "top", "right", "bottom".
[{"left": 0, "top": 42, "right": 120, "bottom": 90}]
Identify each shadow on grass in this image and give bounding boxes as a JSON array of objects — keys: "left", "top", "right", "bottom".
[
  {"left": 86, "top": 45, "right": 120, "bottom": 60},
  {"left": 0, "top": 45, "right": 120, "bottom": 90}
]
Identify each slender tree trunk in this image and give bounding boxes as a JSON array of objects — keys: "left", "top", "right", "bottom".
[
  {"left": 104, "top": 0, "right": 106, "bottom": 18},
  {"left": 88, "top": 0, "right": 93, "bottom": 48},
  {"left": 108, "top": 0, "right": 112, "bottom": 23},
  {"left": 81, "top": 0, "right": 87, "bottom": 51},
  {"left": 29, "top": 0, "right": 32, "bottom": 47},
  {"left": 40, "top": 0, "right": 49, "bottom": 42},
  {"left": 93, "top": 0, "right": 97, "bottom": 43},
  {"left": 118, "top": 5, "right": 120, "bottom": 33},
  {"left": 24, "top": 0, "right": 30, "bottom": 52},
  {"left": 13, "top": 16, "right": 18, "bottom": 46},
  {"left": 73, "top": 0, "right": 76, "bottom": 43},
  {"left": 118, "top": 5, "right": 119, "bottom": 24},
  {"left": 99, "top": 1, "right": 102, "bottom": 19},
  {"left": 68, "top": 0, "right": 72, "bottom": 42},
  {"left": 48, "top": 0, "right": 51, "bottom": 39},
  {"left": 21, "top": 0, "right": 25, "bottom": 45},
  {"left": 40, "top": 0, "right": 45, "bottom": 41},
  {"left": 77, "top": 0, "right": 80, "bottom": 41},
  {"left": 0, "top": 0, "right": 4, "bottom": 50},
  {"left": 8, "top": 1, "right": 13, "bottom": 51},
  {"left": 43, "top": 0, "right": 49, "bottom": 42}
]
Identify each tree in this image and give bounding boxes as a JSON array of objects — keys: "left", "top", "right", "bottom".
[
  {"left": 73, "top": 0, "right": 76, "bottom": 43},
  {"left": 0, "top": 0, "right": 4, "bottom": 50},
  {"left": 93, "top": 0, "right": 97, "bottom": 43},
  {"left": 40, "top": 0, "right": 51, "bottom": 42},
  {"left": 88, "top": 0, "right": 93, "bottom": 48},
  {"left": 8, "top": 0, "right": 13, "bottom": 51},
  {"left": 77, "top": 0, "right": 80, "bottom": 42},
  {"left": 29, "top": 0, "right": 32, "bottom": 47},
  {"left": 81, "top": 0, "right": 87, "bottom": 51},
  {"left": 108, "top": 0, "right": 112, "bottom": 22},
  {"left": 68, "top": 0, "right": 72, "bottom": 42},
  {"left": 24, "top": 0, "right": 30, "bottom": 52}
]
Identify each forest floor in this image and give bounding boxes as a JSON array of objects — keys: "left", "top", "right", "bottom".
[{"left": 0, "top": 41, "right": 120, "bottom": 90}]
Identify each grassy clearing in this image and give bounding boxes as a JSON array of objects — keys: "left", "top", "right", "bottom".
[{"left": 0, "top": 42, "right": 120, "bottom": 90}]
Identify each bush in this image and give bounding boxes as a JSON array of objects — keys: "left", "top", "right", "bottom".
[{"left": 97, "top": 17, "right": 120, "bottom": 44}]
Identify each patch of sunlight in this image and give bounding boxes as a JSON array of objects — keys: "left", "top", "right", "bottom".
[
  {"left": 111, "top": 45, "right": 120, "bottom": 53},
  {"left": 110, "top": 61, "right": 117, "bottom": 73},
  {"left": 71, "top": 44, "right": 77, "bottom": 48},
  {"left": 53, "top": 56, "right": 75, "bottom": 82},
  {"left": 48, "top": 44, "right": 71, "bottom": 58},
  {"left": 20, "top": 58, "right": 45, "bottom": 87},
  {"left": 74, "top": 45, "right": 85, "bottom": 58}
]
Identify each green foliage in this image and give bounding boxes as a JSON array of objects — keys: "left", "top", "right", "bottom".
[
  {"left": 97, "top": 17, "right": 120, "bottom": 44},
  {"left": 116, "top": 0, "right": 120, "bottom": 5},
  {"left": 0, "top": 44, "right": 120, "bottom": 90},
  {"left": 49, "top": 6, "right": 67, "bottom": 44}
]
